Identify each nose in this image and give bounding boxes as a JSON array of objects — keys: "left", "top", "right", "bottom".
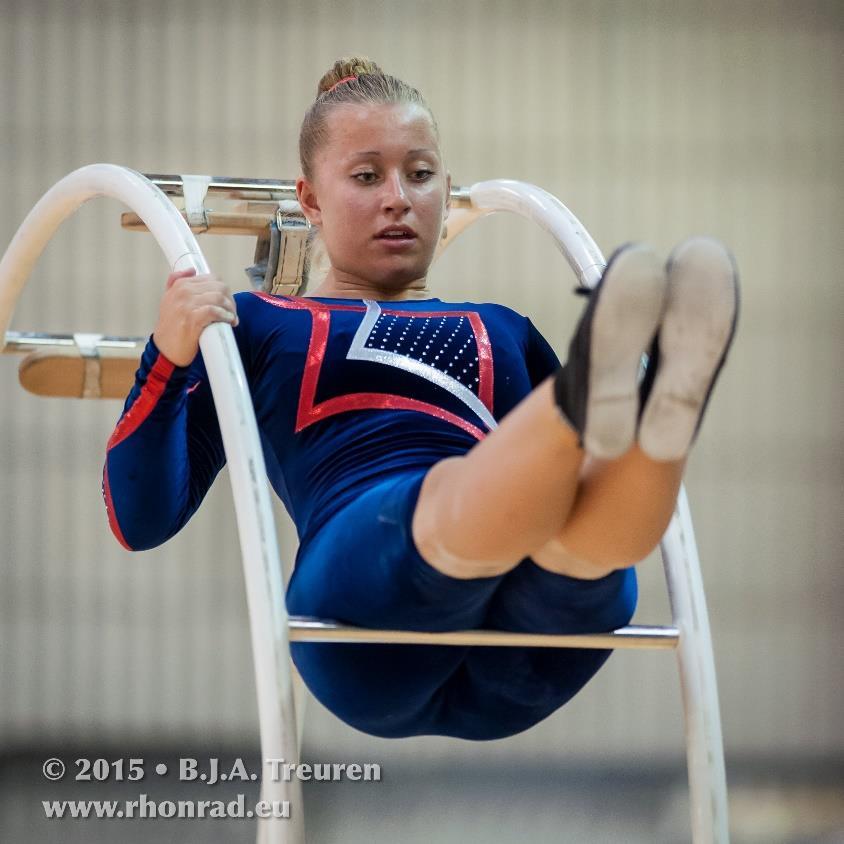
[{"left": 381, "top": 170, "right": 411, "bottom": 213}]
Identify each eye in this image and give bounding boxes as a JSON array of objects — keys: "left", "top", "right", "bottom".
[
  {"left": 412, "top": 169, "right": 435, "bottom": 180},
  {"left": 354, "top": 171, "right": 378, "bottom": 183}
]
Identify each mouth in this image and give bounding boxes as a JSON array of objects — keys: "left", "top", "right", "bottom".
[{"left": 375, "top": 225, "right": 418, "bottom": 243}]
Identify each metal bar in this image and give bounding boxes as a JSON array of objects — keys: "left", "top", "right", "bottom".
[
  {"left": 121, "top": 210, "right": 273, "bottom": 236},
  {"left": 3, "top": 330, "right": 143, "bottom": 353},
  {"left": 144, "top": 175, "right": 298, "bottom": 198},
  {"left": 288, "top": 618, "right": 679, "bottom": 650}
]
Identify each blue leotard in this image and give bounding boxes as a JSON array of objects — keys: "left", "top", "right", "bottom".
[{"left": 104, "top": 292, "right": 636, "bottom": 740}]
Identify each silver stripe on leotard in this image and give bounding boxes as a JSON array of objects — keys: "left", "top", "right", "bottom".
[{"left": 347, "top": 300, "right": 498, "bottom": 431}]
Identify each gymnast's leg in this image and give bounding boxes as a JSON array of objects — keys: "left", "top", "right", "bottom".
[
  {"left": 412, "top": 243, "right": 668, "bottom": 576},
  {"left": 533, "top": 236, "right": 738, "bottom": 578}
]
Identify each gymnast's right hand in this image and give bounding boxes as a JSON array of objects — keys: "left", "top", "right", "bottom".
[{"left": 152, "top": 268, "right": 239, "bottom": 367}]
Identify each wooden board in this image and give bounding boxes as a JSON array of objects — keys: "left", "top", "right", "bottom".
[{"left": 18, "top": 348, "right": 140, "bottom": 399}]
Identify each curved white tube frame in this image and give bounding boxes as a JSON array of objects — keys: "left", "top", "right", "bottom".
[
  {"left": 465, "top": 179, "right": 728, "bottom": 844},
  {"left": 0, "top": 164, "right": 303, "bottom": 844},
  {"left": 469, "top": 179, "right": 607, "bottom": 289}
]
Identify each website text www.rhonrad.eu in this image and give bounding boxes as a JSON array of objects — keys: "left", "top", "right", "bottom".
[{"left": 43, "top": 793, "right": 290, "bottom": 820}]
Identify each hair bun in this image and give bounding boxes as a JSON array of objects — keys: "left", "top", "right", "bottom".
[{"left": 317, "top": 56, "right": 384, "bottom": 96}]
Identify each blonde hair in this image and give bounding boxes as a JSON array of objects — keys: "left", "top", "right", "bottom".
[
  {"left": 300, "top": 56, "right": 440, "bottom": 179},
  {"left": 298, "top": 57, "right": 441, "bottom": 290}
]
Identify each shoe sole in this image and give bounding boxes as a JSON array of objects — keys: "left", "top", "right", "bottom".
[
  {"left": 639, "top": 236, "right": 738, "bottom": 461},
  {"left": 585, "top": 244, "right": 668, "bottom": 459}
]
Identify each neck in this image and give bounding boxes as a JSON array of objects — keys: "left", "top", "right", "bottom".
[{"left": 307, "top": 270, "right": 434, "bottom": 301}]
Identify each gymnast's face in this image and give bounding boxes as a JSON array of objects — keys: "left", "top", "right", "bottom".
[{"left": 297, "top": 102, "right": 451, "bottom": 295}]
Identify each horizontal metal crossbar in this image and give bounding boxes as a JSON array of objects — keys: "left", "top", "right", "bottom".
[
  {"left": 288, "top": 617, "right": 679, "bottom": 650},
  {"left": 3, "top": 330, "right": 143, "bottom": 354}
]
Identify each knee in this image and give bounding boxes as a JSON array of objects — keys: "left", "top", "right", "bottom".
[
  {"left": 412, "top": 522, "right": 514, "bottom": 579},
  {"left": 531, "top": 536, "right": 647, "bottom": 580},
  {"left": 600, "top": 530, "right": 663, "bottom": 571},
  {"left": 412, "top": 497, "right": 515, "bottom": 577}
]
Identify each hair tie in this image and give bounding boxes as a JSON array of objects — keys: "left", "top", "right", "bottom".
[{"left": 326, "top": 75, "right": 357, "bottom": 94}]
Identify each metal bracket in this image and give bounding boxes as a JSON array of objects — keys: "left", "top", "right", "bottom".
[{"left": 180, "top": 174, "right": 212, "bottom": 231}]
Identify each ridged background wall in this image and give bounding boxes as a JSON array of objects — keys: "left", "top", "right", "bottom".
[{"left": 1, "top": 0, "right": 841, "bottom": 774}]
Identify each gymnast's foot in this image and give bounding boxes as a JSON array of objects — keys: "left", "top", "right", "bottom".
[
  {"left": 638, "top": 236, "right": 739, "bottom": 461},
  {"left": 553, "top": 243, "right": 668, "bottom": 459}
]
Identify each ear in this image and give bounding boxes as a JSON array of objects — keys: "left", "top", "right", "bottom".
[
  {"left": 444, "top": 171, "right": 452, "bottom": 219},
  {"left": 296, "top": 177, "right": 322, "bottom": 227}
]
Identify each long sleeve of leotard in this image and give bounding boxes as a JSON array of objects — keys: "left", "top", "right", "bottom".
[{"left": 102, "top": 334, "right": 228, "bottom": 552}]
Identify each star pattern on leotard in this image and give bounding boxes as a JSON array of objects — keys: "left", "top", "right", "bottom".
[{"left": 365, "top": 312, "right": 479, "bottom": 385}]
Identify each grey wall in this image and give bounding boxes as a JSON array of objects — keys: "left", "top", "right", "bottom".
[{"left": 1, "top": 0, "right": 841, "bottom": 772}]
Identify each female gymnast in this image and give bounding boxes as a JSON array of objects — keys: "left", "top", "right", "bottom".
[{"left": 102, "top": 58, "right": 738, "bottom": 741}]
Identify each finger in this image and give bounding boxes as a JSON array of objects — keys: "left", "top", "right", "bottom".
[
  {"left": 173, "top": 277, "right": 230, "bottom": 298},
  {"left": 190, "top": 290, "right": 238, "bottom": 314},
  {"left": 192, "top": 278, "right": 230, "bottom": 295},
  {"left": 194, "top": 304, "right": 238, "bottom": 328},
  {"left": 211, "top": 305, "right": 238, "bottom": 327},
  {"left": 166, "top": 267, "right": 197, "bottom": 289}
]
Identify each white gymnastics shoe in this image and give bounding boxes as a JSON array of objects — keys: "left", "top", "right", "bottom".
[{"left": 638, "top": 236, "right": 739, "bottom": 461}]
